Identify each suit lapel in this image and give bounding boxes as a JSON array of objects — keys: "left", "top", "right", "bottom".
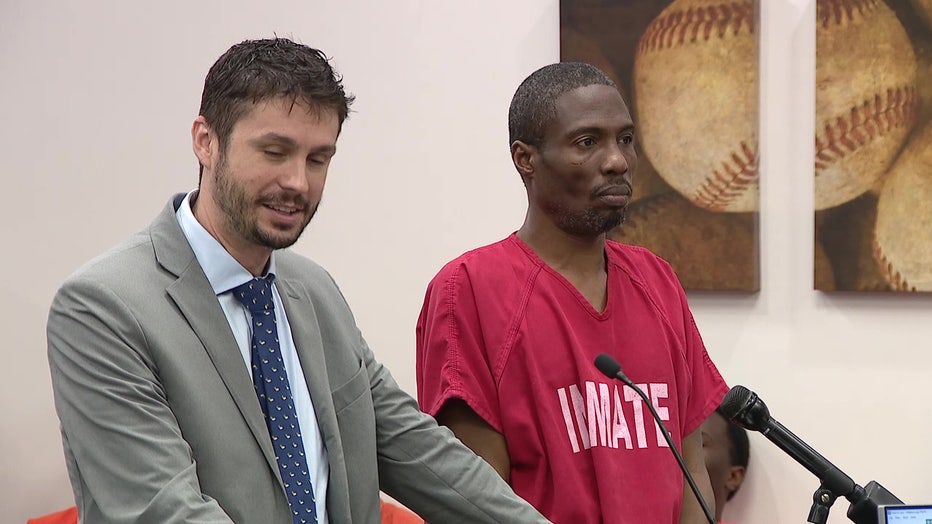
[
  {"left": 151, "top": 195, "right": 283, "bottom": 486},
  {"left": 275, "top": 277, "right": 351, "bottom": 522}
]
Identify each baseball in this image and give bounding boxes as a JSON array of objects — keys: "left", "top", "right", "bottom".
[
  {"left": 814, "top": 0, "right": 919, "bottom": 210},
  {"left": 873, "top": 123, "right": 932, "bottom": 292},
  {"left": 815, "top": 193, "right": 891, "bottom": 291},
  {"left": 633, "top": 0, "right": 759, "bottom": 213},
  {"left": 915, "top": 36, "right": 932, "bottom": 127},
  {"left": 609, "top": 192, "right": 758, "bottom": 290}
]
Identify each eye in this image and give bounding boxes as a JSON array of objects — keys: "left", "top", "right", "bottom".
[
  {"left": 620, "top": 133, "right": 635, "bottom": 145},
  {"left": 307, "top": 154, "right": 331, "bottom": 166},
  {"left": 577, "top": 137, "right": 596, "bottom": 148},
  {"left": 264, "top": 150, "right": 285, "bottom": 159}
]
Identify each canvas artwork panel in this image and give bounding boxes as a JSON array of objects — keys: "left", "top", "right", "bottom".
[
  {"left": 814, "top": 0, "right": 932, "bottom": 292},
  {"left": 561, "top": 0, "right": 762, "bottom": 291}
]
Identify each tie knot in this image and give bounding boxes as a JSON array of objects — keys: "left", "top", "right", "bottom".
[{"left": 231, "top": 275, "right": 276, "bottom": 315}]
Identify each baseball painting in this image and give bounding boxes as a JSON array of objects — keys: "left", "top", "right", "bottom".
[
  {"left": 560, "top": 0, "right": 761, "bottom": 291},
  {"left": 814, "top": 0, "right": 931, "bottom": 292}
]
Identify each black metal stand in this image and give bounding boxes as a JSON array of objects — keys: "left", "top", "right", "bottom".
[
  {"left": 846, "top": 481, "right": 904, "bottom": 524},
  {"left": 808, "top": 485, "right": 837, "bottom": 524},
  {"left": 719, "top": 386, "right": 903, "bottom": 524},
  {"left": 805, "top": 479, "right": 902, "bottom": 524}
]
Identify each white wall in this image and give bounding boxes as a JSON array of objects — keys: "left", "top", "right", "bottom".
[{"left": 2, "top": 1, "right": 930, "bottom": 522}]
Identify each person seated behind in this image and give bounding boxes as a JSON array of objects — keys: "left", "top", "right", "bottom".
[{"left": 701, "top": 409, "right": 750, "bottom": 524}]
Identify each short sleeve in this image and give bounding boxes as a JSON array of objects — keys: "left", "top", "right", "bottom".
[
  {"left": 680, "top": 303, "right": 729, "bottom": 435},
  {"left": 416, "top": 261, "right": 504, "bottom": 432},
  {"left": 645, "top": 250, "right": 729, "bottom": 435}
]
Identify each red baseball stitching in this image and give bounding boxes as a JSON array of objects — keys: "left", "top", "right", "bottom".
[
  {"left": 638, "top": 1, "right": 756, "bottom": 53},
  {"left": 872, "top": 236, "right": 916, "bottom": 292},
  {"left": 692, "top": 141, "right": 758, "bottom": 211},
  {"left": 815, "top": 86, "right": 919, "bottom": 174},
  {"left": 818, "top": 0, "right": 881, "bottom": 29}
]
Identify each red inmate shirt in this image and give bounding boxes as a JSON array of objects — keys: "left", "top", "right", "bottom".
[{"left": 417, "top": 235, "right": 728, "bottom": 523}]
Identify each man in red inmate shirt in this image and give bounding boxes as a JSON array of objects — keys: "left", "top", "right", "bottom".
[{"left": 416, "top": 62, "right": 729, "bottom": 524}]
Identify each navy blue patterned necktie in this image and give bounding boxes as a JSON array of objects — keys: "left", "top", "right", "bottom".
[{"left": 232, "top": 276, "right": 318, "bottom": 524}]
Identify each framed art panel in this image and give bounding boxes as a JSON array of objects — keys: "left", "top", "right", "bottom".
[
  {"left": 814, "top": 0, "right": 932, "bottom": 292},
  {"left": 561, "top": 0, "right": 762, "bottom": 291}
]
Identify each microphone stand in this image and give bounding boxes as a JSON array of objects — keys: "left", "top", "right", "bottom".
[
  {"left": 806, "top": 478, "right": 902, "bottom": 524},
  {"left": 845, "top": 481, "right": 903, "bottom": 524},
  {"left": 594, "top": 354, "right": 716, "bottom": 524},
  {"left": 721, "top": 386, "right": 901, "bottom": 524}
]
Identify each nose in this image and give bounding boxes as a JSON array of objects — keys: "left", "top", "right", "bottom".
[
  {"left": 603, "top": 142, "right": 630, "bottom": 175},
  {"left": 279, "top": 158, "right": 311, "bottom": 193}
]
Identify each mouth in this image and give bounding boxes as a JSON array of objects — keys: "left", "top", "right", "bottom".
[
  {"left": 264, "top": 202, "right": 304, "bottom": 215},
  {"left": 595, "top": 184, "right": 633, "bottom": 207},
  {"left": 261, "top": 200, "right": 307, "bottom": 226}
]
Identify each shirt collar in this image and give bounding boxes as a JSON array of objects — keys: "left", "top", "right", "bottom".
[{"left": 175, "top": 189, "right": 277, "bottom": 295}]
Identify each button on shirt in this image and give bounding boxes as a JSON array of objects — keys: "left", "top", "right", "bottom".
[{"left": 176, "top": 190, "right": 329, "bottom": 523}]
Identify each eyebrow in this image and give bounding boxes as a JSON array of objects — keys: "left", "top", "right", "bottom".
[
  {"left": 249, "top": 133, "right": 337, "bottom": 155},
  {"left": 565, "top": 123, "right": 635, "bottom": 138}
]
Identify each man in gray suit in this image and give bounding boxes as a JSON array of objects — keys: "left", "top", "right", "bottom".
[{"left": 47, "top": 37, "right": 548, "bottom": 524}]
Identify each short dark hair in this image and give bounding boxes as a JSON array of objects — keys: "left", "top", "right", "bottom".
[
  {"left": 508, "top": 62, "right": 616, "bottom": 147},
  {"left": 717, "top": 407, "right": 750, "bottom": 501},
  {"left": 198, "top": 37, "right": 355, "bottom": 154}
]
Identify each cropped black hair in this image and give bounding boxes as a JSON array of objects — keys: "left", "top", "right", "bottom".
[
  {"left": 508, "top": 62, "right": 616, "bottom": 147},
  {"left": 197, "top": 37, "right": 354, "bottom": 177}
]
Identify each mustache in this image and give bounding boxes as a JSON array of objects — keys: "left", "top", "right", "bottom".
[
  {"left": 259, "top": 192, "right": 310, "bottom": 209},
  {"left": 592, "top": 182, "right": 633, "bottom": 199}
]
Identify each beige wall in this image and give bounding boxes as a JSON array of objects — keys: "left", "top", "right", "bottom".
[{"left": 2, "top": 1, "right": 930, "bottom": 522}]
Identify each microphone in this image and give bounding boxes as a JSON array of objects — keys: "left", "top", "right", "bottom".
[
  {"left": 594, "top": 353, "right": 716, "bottom": 524},
  {"left": 720, "top": 385, "right": 902, "bottom": 524},
  {"left": 720, "top": 385, "right": 858, "bottom": 497}
]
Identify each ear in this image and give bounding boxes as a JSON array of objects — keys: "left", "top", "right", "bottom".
[
  {"left": 192, "top": 116, "right": 218, "bottom": 173},
  {"left": 511, "top": 140, "right": 537, "bottom": 183},
  {"left": 725, "top": 464, "right": 747, "bottom": 495}
]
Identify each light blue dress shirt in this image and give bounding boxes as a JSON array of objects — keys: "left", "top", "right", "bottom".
[{"left": 176, "top": 190, "right": 329, "bottom": 523}]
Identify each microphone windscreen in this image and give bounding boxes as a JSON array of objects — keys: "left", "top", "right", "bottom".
[
  {"left": 719, "top": 385, "right": 752, "bottom": 420},
  {"left": 594, "top": 353, "right": 622, "bottom": 379}
]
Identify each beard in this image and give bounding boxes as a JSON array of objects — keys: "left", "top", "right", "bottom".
[
  {"left": 212, "top": 154, "right": 317, "bottom": 250},
  {"left": 548, "top": 202, "right": 626, "bottom": 237}
]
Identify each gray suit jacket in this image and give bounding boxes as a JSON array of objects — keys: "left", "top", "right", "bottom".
[{"left": 48, "top": 194, "right": 547, "bottom": 524}]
